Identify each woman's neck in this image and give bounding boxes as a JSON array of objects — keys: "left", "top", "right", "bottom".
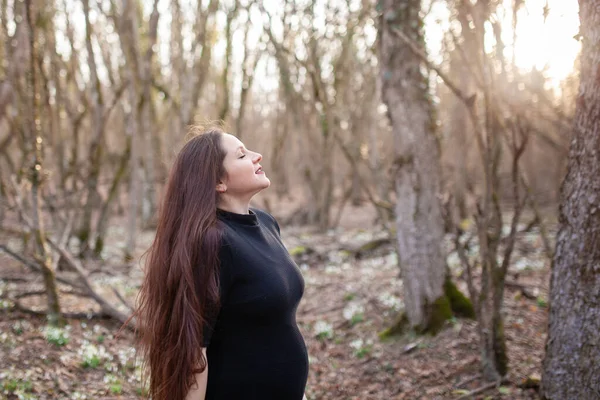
[{"left": 217, "top": 197, "right": 251, "bottom": 215}]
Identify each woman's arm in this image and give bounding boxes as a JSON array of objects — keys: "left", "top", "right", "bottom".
[{"left": 185, "top": 348, "right": 209, "bottom": 400}]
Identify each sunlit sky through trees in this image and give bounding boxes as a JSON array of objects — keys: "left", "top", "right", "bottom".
[{"left": 20, "top": 0, "right": 579, "bottom": 103}]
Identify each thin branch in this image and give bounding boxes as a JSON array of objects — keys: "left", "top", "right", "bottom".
[
  {"left": 103, "top": 80, "right": 129, "bottom": 120},
  {"left": 499, "top": 120, "right": 529, "bottom": 278},
  {"left": 452, "top": 228, "right": 479, "bottom": 313},
  {"left": 14, "top": 289, "right": 88, "bottom": 299},
  {"left": 0, "top": 244, "right": 39, "bottom": 271},
  {"left": 455, "top": 378, "right": 508, "bottom": 399},
  {"left": 0, "top": 244, "right": 81, "bottom": 289},
  {"left": 389, "top": 27, "right": 473, "bottom": 105},
  {"left": 45, "top": 237, "right": 134, "bottom": 328},
  {"left": 111, "top": 286, "right": 133, "bottom": 312},
  {"left": 388, "top": 25, "right": 488, "bottom": 171}
]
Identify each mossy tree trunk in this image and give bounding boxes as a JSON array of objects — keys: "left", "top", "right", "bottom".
[
  {"left": 541, "top": 1, "right": 600, "bottom": 397},
  {"left": 378, "top": 0, "right": 453, "bottom": 333},
  {"left": 24, "top": 0, "right": 63, "bottom": 327}
]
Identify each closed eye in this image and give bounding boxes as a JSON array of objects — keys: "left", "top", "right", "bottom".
[{"left": 238, "top": 154, "right": 246, "bottom": 159}]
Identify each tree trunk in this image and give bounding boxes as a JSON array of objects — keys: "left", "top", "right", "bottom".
[
  {"left": 541, "top": 1, "right": 600, "bottom": 398},
  {"left": 235, "top": 19, "right": 260, "bottom": 140},
  {"left": 78, "top": 0, "right": 107, "bottom": 256},
  {"left": 379, "top": 0, "right": 450, "bottom": 332},
  {"left": 218, "top": 0, "right": 237, "bottom": 122},
  {"left": 139, "top": 0, "right": 160, "bottom": 229},
  {"left": 25, "top": 0, "right": 63, "bottom": 327},
  {"left": 118, "top": 0, "right": 142, "bottom": 261},
  {"left": 94, "top": 137, "right": 131, "bottom": 257}
]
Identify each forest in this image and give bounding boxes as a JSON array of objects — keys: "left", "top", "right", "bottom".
[{"left": 0, "top": 0, "right": 598, "bottom": 399}]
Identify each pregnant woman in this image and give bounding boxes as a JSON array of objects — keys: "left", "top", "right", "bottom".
[{"left": 134, "top": 127, "right": 309, "bottom": 400}]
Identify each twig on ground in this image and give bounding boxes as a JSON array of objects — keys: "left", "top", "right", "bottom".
[
  {"left": 455, "top": 378, "right": 508, "bottom": 399},
  {"left": 0, "top": 276, "right": 30, "bottom": 283},
  {"left": 15, "top": 289, "right": 88, "bottom": 299},
  {"left": 455, "top": 374, "right": 480, "bottom": 389}
]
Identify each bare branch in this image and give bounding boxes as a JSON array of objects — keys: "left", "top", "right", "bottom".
[
  {"left": 0, "top": 244, "right": 80, "bottom": 288},
  {"left": 45, "top": 237, "right": 134, "bottom": 328}
]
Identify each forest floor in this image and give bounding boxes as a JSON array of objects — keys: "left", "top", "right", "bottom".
[{"left": 0, "top": 201, "right": 553, "bottom": 400}]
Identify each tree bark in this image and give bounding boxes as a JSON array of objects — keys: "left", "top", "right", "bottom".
[
  {"left": 24, "top": 0, "right": 63, "bottom": 327},
  {"left": 541, "top": 1, "right": 600, "bottom": 398},
  {"left": 139, "top": 4, "right": 159, "bottom": 230},
  {"left": 234, "top": 17, "right": 261, "bottom": 140},
  {"left": 218, "top": 0, "right": 238, "bottom": 123},
  {"left": 78, "top": 0, "right": 106, "bottom": 256},
  {"left": 379, "top": 0, "right": 450, "bottom": 332}
]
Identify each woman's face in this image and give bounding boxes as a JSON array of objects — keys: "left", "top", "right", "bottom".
[{"left": 218, "top": 133, "right": 270, "bottom": 198}]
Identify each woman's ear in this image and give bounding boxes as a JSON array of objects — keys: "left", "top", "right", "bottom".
[{"left": 216, "top": 182, "right": 227, "bottom": 193}]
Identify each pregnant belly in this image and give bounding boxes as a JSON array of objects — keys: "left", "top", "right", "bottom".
[
  {"left": 206, "top": 360, "right": 308, "bottom": 400},
  {"left": 208, "top": 324, "right": 308, "bottom": 373}
]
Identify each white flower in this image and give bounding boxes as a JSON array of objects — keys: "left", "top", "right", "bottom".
[
  {"left": 350, "top": 339, "right": 364, "bottom": 350},
  {"left": 78, "top": 341, "right": 112, "bottom": 366},
  {"left": 343, "top": 302, "right": 364, "bottom": 320},
  {"left": 313, "top": 321, "right": 333, "bottom": 337},
  {"left": 377, "top": 292, "right": 403, "bottom": 311}
]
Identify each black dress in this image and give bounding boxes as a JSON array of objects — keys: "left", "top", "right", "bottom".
[{"left": 202, "top": 207, "right": 309, "bottom": 400}]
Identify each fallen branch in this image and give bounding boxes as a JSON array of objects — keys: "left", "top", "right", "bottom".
[
  {"left": 0, "top": 276, "right": 30, "bottom": 283},
  {"left": 45, "top": 237, "right": 135, "bottom": 329},
  {"left": 0, "top": 244, "right": 81, "bottom": 289},
  {"left": 0, "top": 244, "right": 42, "bottom": 271},
  {"left": 343, "top": 237, "right": 393, "bottom": 259},
  {"left": 455, "top": 378, "right": 508, "bottom": 399},
  {"left": 455, "top": 374, "right": 481, "bottom": 389},
  {"left": 15, "top": 289, "right": 88, "bottom": 299},
  {"left": 13, "top": 299, "right": 111, "bottom": 320}
]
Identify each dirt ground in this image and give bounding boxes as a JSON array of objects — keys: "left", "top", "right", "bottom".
[{"left": 0, "top": 201, "right": 552, "bottom": 399}]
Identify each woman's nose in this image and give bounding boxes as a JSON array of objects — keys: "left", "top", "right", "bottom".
[{"left": 253, "top": 152, "right": 262, "bottom": 162}]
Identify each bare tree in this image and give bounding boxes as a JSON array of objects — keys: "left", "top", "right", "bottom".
[
  {"left": 218, "top": 0, "right": 239, "bottom": 122},
  {"left": 234, "top": 6, "right": 262, "bottom": 140},
  {"left": 24, "top": 0, "right": 63, "bottom": 326},
  {"left": 540, "top": 1, "right": 600, "bottom": 398},
  {"left": 378, "top": 0, "right": 458, "bottom": 333}
]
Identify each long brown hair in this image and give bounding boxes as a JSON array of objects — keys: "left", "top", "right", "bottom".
[{"left": 134, "top": 127, "right": 227, "bottom": 399}]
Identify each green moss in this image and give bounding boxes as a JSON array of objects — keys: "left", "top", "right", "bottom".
[
  {"left": 494, "top": 316, "right": 508, "bottom": 376},
  {"left": 357, "top": 238, "right": 390, "bottom": 253},
  {"left": 123, "top": 251, "right": 134, "bottom": 263},
  {"left": 77, "top": 228, "right": 90, "bottom": 244},
  {"left": 379, "top": 294, "right": 454, "bottom": 339},
  {"left": 444, "top": 277, "right": 475, "bottom": 319},
  {"left": 378, "top": 312, "right": 409, "bottom": 340},
  {"left": 421, "top": 295, "right": 453, "bottom": 335},
  {"left": 290, "top": 246, "right": 307, "bottom": 256},
  {"left": 378, "top": 281, "right": 468, "bottom": 339},
  {"left": 93, "top": 237, "right": 104, "bottom": 257}
]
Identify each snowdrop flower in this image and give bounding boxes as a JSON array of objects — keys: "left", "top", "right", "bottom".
[
  {"left": 313, "top": 321, "right": 333, "bottom": 338},
  {"left": 350, "top": 339, "right": 364, "bottom": 350},
  {"left": 377, "top": 292, "right": 403, "bottom": 311},
  {"left": 343, "top": 302, "right": 364, "bottom": 320}
]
